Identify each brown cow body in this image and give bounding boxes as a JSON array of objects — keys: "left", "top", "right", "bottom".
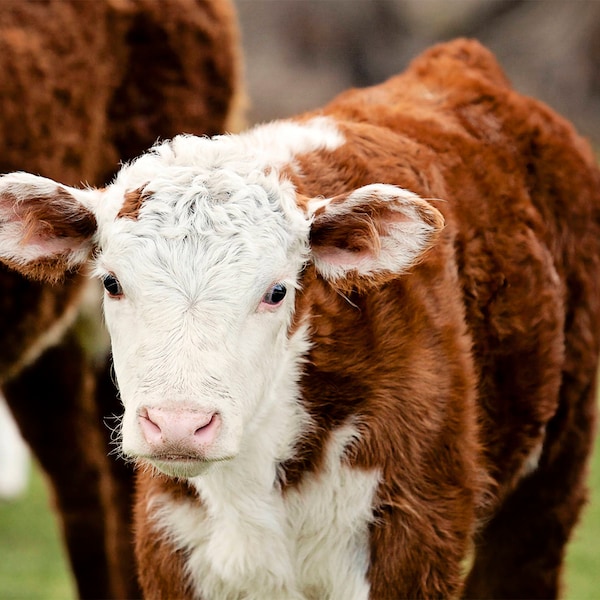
[{"left": 0, "top": 39, "right": 597, "bottom": 599}]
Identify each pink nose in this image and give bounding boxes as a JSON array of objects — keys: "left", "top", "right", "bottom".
[{"left": 138, "top": 407, "right": 220, "bottom": 454}]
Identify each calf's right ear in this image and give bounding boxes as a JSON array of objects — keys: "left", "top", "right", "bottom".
[{"left": 0, "top": 173, "right": 99, "bottom": 282}]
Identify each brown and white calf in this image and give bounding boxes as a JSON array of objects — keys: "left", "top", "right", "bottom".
[{"left": 0, "top": 39, "right": 598, "bottom": 599}]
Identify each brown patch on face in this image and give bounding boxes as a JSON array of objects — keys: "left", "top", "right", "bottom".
[{"left": 118, "top": 186, "right": 148, "bottom": 220}]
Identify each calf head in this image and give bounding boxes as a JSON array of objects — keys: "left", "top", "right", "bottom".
[{"left": 0, "top": 128, "right": 443, "bottom": 478}]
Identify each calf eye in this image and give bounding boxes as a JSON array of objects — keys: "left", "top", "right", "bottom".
[
  {"left": 261, "top": 283, "right": 287, "bottom": 306},
  {"left": 102, "top": 274, "right": 123, "bottom": 298}
]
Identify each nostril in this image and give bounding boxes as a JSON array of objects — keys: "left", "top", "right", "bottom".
[
  {"left": 139, "top": 408, "right": 164, "bottom": 445},
  {"left": 193, "top": 413, "right": 220, "bottom": 442},
  {"left": 194, "top": 413, "right": 213, "bottom": 434},
  {"left": 138, "top": 407, "right": 220, "bottom": 450},
  {"left": 142, "top": 413, "right": 162, "bottom": 435}
]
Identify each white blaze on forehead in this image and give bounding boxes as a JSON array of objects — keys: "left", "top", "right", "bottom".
[
  {"left": 95, "top": 116, "right": 345, "bottom": 226},
  {"left": 96, "top": 170, "right": 307, "bottom": 307},
  {"left": 148, "top": 116, "right": 345, "bottom": 178},
  {"left": 94, "top": 116, "right": 346, "bottom": 282}
]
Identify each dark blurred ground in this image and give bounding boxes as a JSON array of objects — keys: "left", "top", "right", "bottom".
[{"left": 236, "top": 0, "right": 600, "bottom": 145}]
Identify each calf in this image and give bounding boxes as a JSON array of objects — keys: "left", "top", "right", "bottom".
[{"left": 0, "top": 39, "right": 598, "bottom": 598}]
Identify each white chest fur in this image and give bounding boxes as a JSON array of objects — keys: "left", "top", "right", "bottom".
[{"left": 149, "top": 424, "right": 380, "bottom": 600}]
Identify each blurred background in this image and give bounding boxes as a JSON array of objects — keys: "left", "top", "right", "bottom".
[
  {"left": 238, "top": 0, "right": 600, "bottom": 147},
  {"left": 1, "top": 0, "right": 599, "bottom": 598}
]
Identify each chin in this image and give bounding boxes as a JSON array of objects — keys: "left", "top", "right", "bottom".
[
  {"left": 149, "top": 457, "right": 214, "bottom": 479},
  {"left": 141, "top": 454, "right": 235, "bottom": 479}
]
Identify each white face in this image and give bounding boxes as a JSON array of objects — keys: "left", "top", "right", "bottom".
[{"left": 94, "top": 149, "right": 311, "bottom": 478}]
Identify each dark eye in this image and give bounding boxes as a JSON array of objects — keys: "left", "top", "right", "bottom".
[
  {"left": 261, "top": 283, "right": 287, "bottom": 306},
  {"left": 102, "top": 273, "right": 123, "bottom": 298}
]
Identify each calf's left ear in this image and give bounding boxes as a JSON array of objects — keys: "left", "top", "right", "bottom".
[
  {"left": 308, "top": 184, "right": 444, "bottom": 288},
  {"left": 0, "top": 172, "right": 99, "bottom": 282}
]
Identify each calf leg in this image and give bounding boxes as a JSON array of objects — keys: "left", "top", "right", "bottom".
[{"left": 464, "top": 378, "right": 597, "bottom": 599}]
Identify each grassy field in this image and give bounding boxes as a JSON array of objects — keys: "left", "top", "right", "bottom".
[
  {"left": 0, "top": 464, "right": 75, "bottom": 599},
  {"left": 0, "top": 438, "right": 599, "bottom": 600},
  {"left": 565, "top": 433, "right": 600, "bottom": 599}
]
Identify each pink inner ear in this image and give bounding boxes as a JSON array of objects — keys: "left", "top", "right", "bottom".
[
  {"left": 384, "top": 209, "right": 412, "bottom": 224},
  {"left": 19, "top": 232, "right": 82, "bottom": 256},
  {"left": 0, "top": 186, "right": 97, "bottom": 264},
  {"left": 312, "top": 244, "right": 372, "bottom": 267}
]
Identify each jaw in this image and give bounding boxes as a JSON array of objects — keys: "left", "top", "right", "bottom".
[
  {"left": 117, "top": 328, "right": 310, "bottom": 481},
  {"left": 134, "top": 453, "right": 236, "bottom": 479}
]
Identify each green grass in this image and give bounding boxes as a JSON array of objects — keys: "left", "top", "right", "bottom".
[
  {"left": 0, "top": 464, "right": 75, "bottom": 599},
  {"left": 565, "top": 435, "right": 600, "bottom": 600},
  {"left": 0, "top": 443, "right": 599, "bottom": 599}
]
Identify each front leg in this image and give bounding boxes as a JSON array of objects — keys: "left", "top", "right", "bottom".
[
  {"left": 367, "top": 475, "right": 479, "bottom": 598},
  {"left": 368, "top": 494, "right": 471, "bottom": 600}
]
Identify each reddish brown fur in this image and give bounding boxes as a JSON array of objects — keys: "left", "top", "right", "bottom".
[
  {"left": 0, "top": 1, "right": 243, "bottom": 597},
  {"left": 135, "top": 40, "right": 600, "bottom": 598},
  {"left": 21, "top": 188, "right": 98, "bottom": 242},
  {"left": 1, "top": 255, "right": 83, "bottom": 285},
  {"left": 0, "top": 0, "right": 244, "bottom": 186},
  {"left": 310, "top": 192, "right": 446, "bottom": 292},
  {"left": 118, "top": 187, "right": 148, "bottom": 221},
  {"left": 296, "top": 39, "right": 600, "bottom": 598}
]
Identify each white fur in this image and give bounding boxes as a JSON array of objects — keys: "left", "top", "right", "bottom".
[
  {"left": 151, "top": 422, "right": 380, "bottom": 600},
  {"left": 98, "top": 169, "right": 311, "bottom": 465},
  {"left": 94, "top": 115, "right": 346, "bottom": 229},
  {"left": 519, "top": 428, "right": 546, "bottom": 479},
  {"left": 0, "top": 117, "right": 438, "bottom": 596},
  {"left": 0, "top": 393, "right": 30, "bottom": 500},
  {"left": 91, "top": 118, "right": 345, "bottom": 467}
]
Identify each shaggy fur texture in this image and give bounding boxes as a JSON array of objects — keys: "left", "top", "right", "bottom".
[{"left": 0, "top": 0, "right": 243, "bottom": 186}]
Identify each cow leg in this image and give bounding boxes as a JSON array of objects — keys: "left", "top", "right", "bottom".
[
  {"left": 464, "top": 377, "right": 597, "bottom": 599},
  {"left": 3, "top": 332, "right": 116, "bottom": 599},
  {"left": 93, "top": 355, "right": 141, "bottom": 599}
]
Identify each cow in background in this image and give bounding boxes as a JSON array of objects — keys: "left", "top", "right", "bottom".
[{"left": 0, "top": 0, "right": 243, "bottom": 597}]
